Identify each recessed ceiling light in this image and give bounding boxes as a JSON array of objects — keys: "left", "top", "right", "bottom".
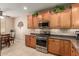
[{"left": 24, "top": 6, "right": 27, "bottom": 10}]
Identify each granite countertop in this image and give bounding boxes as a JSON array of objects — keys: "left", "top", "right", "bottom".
[{"left": 49, "top": 34, "right": 76, "bottom": 39}]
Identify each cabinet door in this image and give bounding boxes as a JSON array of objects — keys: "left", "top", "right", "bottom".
[
  {"left": 72, "top": 4, "right": 79, "bottom": 28},
  {"left": 48, "top": 39, "right": 55, "bottom": 53},
  {"left": 30, "top": 35, "right": 36, "bottom": 48},
  {"left": 60, "top": 9, "right": 71, "bottom": 28},
  {"left": 60, "top": 40, "right": 71, "bottom": 56},
  {"left": 71, "top": 46, "right": 76, "bottom": 56},
  {"left": 27, "top": 15, "right": 33, "bottom": 28},
  {"left": 75, "top": 51, "right": 79, "bottom": 56},
  {"left": 42, "top": 11, "right": 50, "bottom": 20},
  {"left": 25, "top": 35, "right": 30, "bottom": 47},
  {"left": 60, "top": 40, "right": 64, "bottom": 56},
  {"left": 33, "top": 16, "right": 39, "bottom": 29},
  {"left": 64, "top": 40, "right": 71, "bottom": 56},
  {"left": 54, "top": 39, "right": 60, "bottom": 55},
  {"left": 37, "top": 14, "right": 42, "bottom": 21},
  {"left": 48, "top": 39, "right": 60, "bottom": 55},
  {"left": 50, "top": 13, "right": 60, "bottom": 28}
]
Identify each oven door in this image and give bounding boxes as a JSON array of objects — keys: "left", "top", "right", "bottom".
[{"left": 36, "top": 37, "right": 47, "bottom": 47}]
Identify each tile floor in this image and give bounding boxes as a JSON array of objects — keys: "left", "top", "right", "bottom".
[{"left": 1, "top": 39, "right": 54, "bottom": 56}]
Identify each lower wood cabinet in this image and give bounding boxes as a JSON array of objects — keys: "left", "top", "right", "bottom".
[
  {"left": 48, "top": 39, "right": 60, "bottom": 55},
  {"left": 25, "top": 35, "right": 36, "bottom": 48},
  {"left": 70, "top": 43, "right": 79, "bottom": 56},
  {"left": 30, "top": 35, "right": 36, "bottom": 48},
  {"left": 48, "top": 38, "right": 79, "bottom": 56},
  {"left": 63, "top": 40, "right": 71, "bottom": 56},
  {"left": 25, "top": 35, "right": 31, "bottom": 47},
  {"left": 60, "top": 40, "right": 71, "bottom": 56}
]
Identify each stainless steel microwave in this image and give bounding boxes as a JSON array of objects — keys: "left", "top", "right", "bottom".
[{"left": 39, "top": 21, "right": 49, "bottom": 28}]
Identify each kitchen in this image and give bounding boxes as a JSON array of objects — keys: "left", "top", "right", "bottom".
[{"left": 0, "top": 3, "right": 79, "bottom": 56}]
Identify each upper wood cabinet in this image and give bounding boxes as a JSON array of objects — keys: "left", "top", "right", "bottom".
[
  {"left": 39, "top": 11, "right": 50, "bottom": 21},
  {"left": 27, "top": 4, "right": 79, "bottom": 29},
  {"left": 37, "top": 14, "right": 43, "bottom": 22},
  {"left": 27, "top": 15, "right": 33, "bottom": 29},
  {"left": 50, "top": 13, "right": 60, "bottom": 28},
  {"left": 42, "top": 11, "right": 50, "bottom": 20},
  {"left": 33, "top": 16, "right": 39, "bottom": 29},
  {"left": 60, "top": 9, "right": 71, "bottom": 28},
  {"left": 72, "top": 4, "right": 79, "bottom": 28},
  {"left": 50, "top": 9, "right": 71, "bottom": 29}
]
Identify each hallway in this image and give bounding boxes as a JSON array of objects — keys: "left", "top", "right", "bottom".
[{"left": 1, "top": 39, "right": 53, "bottom": 56}]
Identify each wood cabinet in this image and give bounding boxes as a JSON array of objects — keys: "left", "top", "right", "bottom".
[
  {"left": 27, "top": 15, "right": 33, "bottom": 29},
  {"left": 37, "top": 14, "right": 42, "bottom": 21},
  {"left": 42, "top": 11, "right": 50, "bottom": 20},
  {"left": 50, "top": 13, "right": 60, "bottom": 28},
  {"left": 50, "top": 9, "right": 71, "bottom": 29},
  {"left": 39, "top": 11, "right": 50, "bottom": 21},
  {"left": 25, "top": 35, "right": 31, "bottom": 47},
  {"left": 30, "top": 35, "right": 36, "bottom": 48},
  {"left": 60, "top": 40, "right": 71, "bottom": 56},
  {"left": 64, "top": 40, "right": 71, "bottom": 56},
  {"left": 70, "top": 42, "right": 79, "bottom": 56},
  {"left": 72, "top": 4, "right": 79, "bottom": 28},
  {"left": 48, "top": 38, "right": 79, "bottom": 56},
  {"left": 25, "top": 35, "right": 36, "bottom": 48},
  {"left": 60, "top": 40, "right": 64, "bottom": 55},
  {"left": 48, "top": 38, "right": 60, "bottom": 55},
  {"left": 60, "top": 9, "right": 71, "bottom": 28},
  {"left": 27, "top": 4, "right": 79, "bottom": 29},
  {"left": 33, "top": 16, "right": 39, "bottom": 29}
]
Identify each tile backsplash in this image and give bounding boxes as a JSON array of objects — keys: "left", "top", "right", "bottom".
[
  {"left": 50, "top": 29, "right": 79, "bottom": 35},
  {"left": 26, "top": 29, "right": 79, "bottom": 36},
  {"left": 25, "top": 29, "right": 41, "bottom": 35}
]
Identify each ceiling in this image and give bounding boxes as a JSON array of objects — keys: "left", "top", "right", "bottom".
[{"left": 0, "top": 3, "right": 62, "bottom": 17}]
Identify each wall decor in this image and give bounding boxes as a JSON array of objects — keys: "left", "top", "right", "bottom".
[{"left": 18, "top": 21, "right": 24, "bottom": 29}]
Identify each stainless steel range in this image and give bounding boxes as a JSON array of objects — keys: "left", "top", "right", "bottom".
[
  {"left": 36, "top": 35, "right": 48, "bottom": 53},
  {"left": 36, "top": 28, "right": 50, "bottom": 53}
]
